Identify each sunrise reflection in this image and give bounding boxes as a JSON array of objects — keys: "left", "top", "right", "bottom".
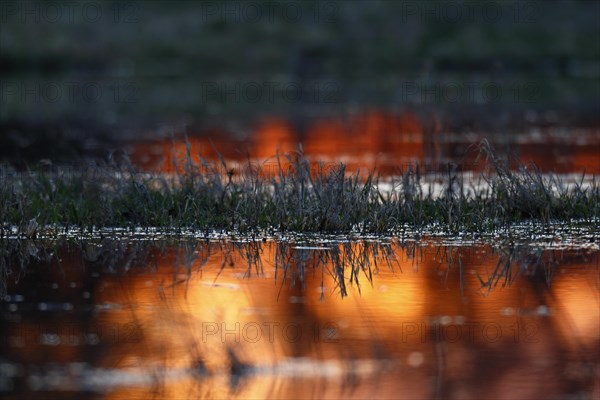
[
  {"left": 87, "top": 242, "right": 599, "bottom": 398},
  {"left": 551, "top": 261, "right": 600, "bottom": 347},
  {"left": 129, "top": 113, "right": 600, "bottom": 175},
  {"left": 3, "top": 241, "right": 597, "bottom": 399},
  {"left": 252, "top": 118, "right": 297, "bottom": 159}
]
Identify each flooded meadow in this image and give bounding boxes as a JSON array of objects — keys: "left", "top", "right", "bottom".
[
  {"left": 1, "top": 116, "right": 600, "bottom": 399},
  {"left": 1, "top": 230, "right": 599, "bottom": 399},
  {"left": 2, "top": 1, "right": 599, "bottom": 398}
]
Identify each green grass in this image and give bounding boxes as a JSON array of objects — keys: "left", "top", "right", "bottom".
[{"left": 1, "top": 140, "right": 598, "bottom": 237}]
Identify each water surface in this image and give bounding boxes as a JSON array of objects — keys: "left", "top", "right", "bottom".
[
  {"left": 129, "top": 114, "right": 600, "bottom": 175},
  {"left": 1, "top": 237, "right": 598, "bottom": 399}
]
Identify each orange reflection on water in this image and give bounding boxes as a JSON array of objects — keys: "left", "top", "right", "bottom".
[
  {"left": 86, "top": 242, "right": 598, "bottom": 399},
  {"left": 129, "top": 113, "right": 600, "bottom": 175},
  {"left": 130, "top": 112, "right": 431, "bottom": 176},
  {"left": 2, "top": 241, "right": 598, "bottom": 399},
  {"left": 252, "top": 118, "right": 297, "bottom": 160}
]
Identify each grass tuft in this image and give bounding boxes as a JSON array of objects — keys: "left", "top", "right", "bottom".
[{"left": 0, "top": 141, "right": 598, "bottom": 235}]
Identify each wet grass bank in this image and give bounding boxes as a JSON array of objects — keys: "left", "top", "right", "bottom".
[{"left": 1, "top": 142, "right": 598, "bottom": 236}]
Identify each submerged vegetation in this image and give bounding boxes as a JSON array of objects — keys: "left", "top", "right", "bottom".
[{"left": 0, "top": 141, "right": 598, "bottom": 236}]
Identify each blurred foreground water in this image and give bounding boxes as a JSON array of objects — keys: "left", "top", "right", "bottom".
[{"left": 1, "top": 236, "right": 598, "bottom": 399}]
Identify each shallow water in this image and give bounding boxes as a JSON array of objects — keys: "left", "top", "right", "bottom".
[
  {"left": 129, "top": 115, "right": 600, "bottom": 175},
  {"left": 1, "top": 238, "right": 598, "bottom": 399}
]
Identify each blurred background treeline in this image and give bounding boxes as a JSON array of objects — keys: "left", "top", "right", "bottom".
[{"left": 1, "top": 0, "right": 599, "bottom": 164}]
